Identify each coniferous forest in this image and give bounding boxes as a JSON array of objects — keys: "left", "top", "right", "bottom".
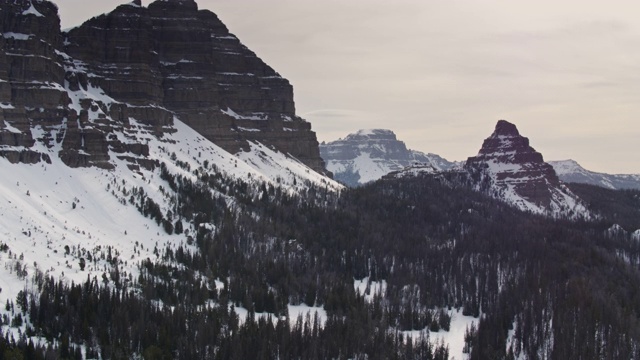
[{"left": 2, "top": 166, "right": 640, "bottom": 359}]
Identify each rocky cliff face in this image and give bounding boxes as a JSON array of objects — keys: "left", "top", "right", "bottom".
[
  {"left": 0, "top": 0, "right": 328, "bottom": 174},
  {"left": 319, "top": 129, "right": 455, "bottom": 186},
  {"left": 464, "top": 120, "right": 588, "bottom": 218},
  {"left": 549, "top": 160, "right": 640, "bottom": 190},
  {"left": 0, "top": 0, "right": 65, "bottom": 164}
]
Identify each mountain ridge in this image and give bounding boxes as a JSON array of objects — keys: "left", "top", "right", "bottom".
[
  {"left": 319, "top": 128, "right": 457, "bottom": 187},
  {"left": 550, "top": 159, "right": 640, "bottom": 190}
]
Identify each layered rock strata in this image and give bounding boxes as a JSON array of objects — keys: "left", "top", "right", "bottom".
[
  {"left": 0, "top": 0, "right": 328, "bottom": 174},
  {"left": 464, "top": 120, "right": 588, "bottom": 218}
]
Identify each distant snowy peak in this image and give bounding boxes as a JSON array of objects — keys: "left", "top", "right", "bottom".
[
  {"left": 464, "top": 120, "right": 589, "bottom": 219},
  {"left": 549, "top": 160, "right": 640, "bottom": 190},
  {"left": 346, "top": 129, "right": 397, "bottom": 140},
  {"left": 319, "top": 129, "right": 456, "bottom": 187}
]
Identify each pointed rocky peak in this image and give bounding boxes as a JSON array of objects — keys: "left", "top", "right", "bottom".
[
  {"left": 473, "top": 120, "right": 541, "bottom": 164},
  {"left": 493, "top": 119, "right": 520, "bottom": 137},
  {"left": 464, "top": 120, "right": 589, "bottom": 218}
]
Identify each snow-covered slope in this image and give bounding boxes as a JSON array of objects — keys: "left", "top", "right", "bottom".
[
  {"left": 549, "top": 160, "right": 640, "bottom": 190},
  {"left": 464, "top": 120, "right": 590, "bottom": 219},
  {"left": 0, "top": 0, "right": 343, "bottom": 336},
  {"left": 0, "top": 110, "right": 341, "bottom": 323},
  {"left": 320, "top": 129, "right": 456, "bottom": 187}
]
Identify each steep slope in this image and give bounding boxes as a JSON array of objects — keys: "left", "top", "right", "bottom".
[
  {"left": 0, "top": 0, "right": 342, "bottom": 317},
  {"left": 464, "top": 120, "right": 589, "bottom": 218},
  {"left": 0, "top": 0, "right": 329, "bottom": 175},
  {"left": 549, "top": 159, "right": 640, "bottom": 190},
  {"left": 63, "top": 0, "right": 327, "bottom": 174},
  {"left": 0, "top": 113, "right": 340, "bottom": 329},
  {"left": 320, "top": 129, "right": 456, "bottom": 186},
  {"left": 0, "top": 0, "right": 66, "bottom": 164}
]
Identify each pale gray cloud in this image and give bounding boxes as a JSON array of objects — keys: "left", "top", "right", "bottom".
[{"left": 52, "top": 0, "right": 640, "bottom": 173}]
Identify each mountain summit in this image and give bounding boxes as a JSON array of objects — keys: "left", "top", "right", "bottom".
[
  {"left": 464, "top": 120, "right": 588, "bottom": 218},
  {"left": 319, "top": 129, "right": 456, "bottom": 187}
]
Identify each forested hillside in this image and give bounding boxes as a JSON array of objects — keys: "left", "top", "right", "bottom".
[{"left": 2, "top": 169, "right": 640, "bottom": 359}]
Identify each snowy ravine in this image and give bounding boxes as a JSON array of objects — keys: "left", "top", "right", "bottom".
[{"left": 0, "top": 113, "right": 341, "bottom": 331}]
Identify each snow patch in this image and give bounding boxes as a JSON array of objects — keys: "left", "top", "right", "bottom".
[
  {"left": 354, "top": 277, "right": 387, "bottom": 303},
  {"left": 232, "top": 304, "right": 327, "bottom": 328},
  {"left": 402, "top": 309, "right": 478, "bottom": 360},
  {"left": 22, "top": 3, "right": 44, "bottom": 17},
  {"left": 3, "top": 32, "right": 32, "bottom": 40},
  {"left": 3, "top": 121, "right": 22, "bottom": 134},
  {"left": 221, "top": 107, "right": 268, "bottom": 121}
]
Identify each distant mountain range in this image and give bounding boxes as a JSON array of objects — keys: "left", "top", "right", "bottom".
[
  {"left": 2, "top": 1, "right": 640, "bottom": 358},
  {"left": 549, "top": 160, "right": 640, "bottom": 190},
  {"left": 321, "top": 129, "right": 640, "bottom": 191},
  {"left": 319, "top": 129, "right": 458, "bottom": 187}
]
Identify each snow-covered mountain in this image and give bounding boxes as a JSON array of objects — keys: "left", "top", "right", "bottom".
[
  {"left": 0, "top": 0, "right": 341, "bottom": 318},
  {"left": 0, "top": 115, "right": 340, "bottom": 314},
  {"left": 464, "top": 120, "right": 589, "bottom": 218},
  {"left": 549, "top": 159, "right": 640, "bottom": 190},
  {"left": 319, "top": 129, "right": 456, "bottom": 187},
  {"left": 1, "top": 0, "right": 329, "bottom": 174}
]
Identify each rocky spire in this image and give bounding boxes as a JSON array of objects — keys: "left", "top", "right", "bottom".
[
  {"left": 471, "top": 119, "right": 545, "bottom": 164},
  {"left": 464, "top": 120, "right": 588, "bottom": 218}
]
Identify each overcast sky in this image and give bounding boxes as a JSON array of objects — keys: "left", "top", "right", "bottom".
[{"left": 53, "top": 0, "right": 640, "bottom": 173}]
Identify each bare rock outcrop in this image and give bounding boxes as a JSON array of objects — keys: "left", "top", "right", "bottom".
[
  {"left": 0, "top": 0, "right": 329, "bottom": 175},
  {"left": 464, "top": 120, "right": 588, "bottom": 218}
]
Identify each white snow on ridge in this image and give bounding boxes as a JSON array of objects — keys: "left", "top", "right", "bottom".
[
  {"left": 236, "top": 141, "right": 342, "bottom": 192},
  {"left": 350, "top": 152, "right": 398, "bottom": 184},
  {"left": 483, "top": 168, "right": 589, "bottom": 218}
]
